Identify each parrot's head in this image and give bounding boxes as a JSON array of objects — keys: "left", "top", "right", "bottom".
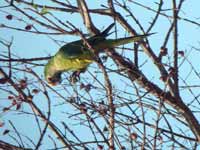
[
  {"left": 44, "top": 62, "right": 62, "bottom": 86},
  {"left": 46, "top": 72, "right": 62, "bottom": 86}
]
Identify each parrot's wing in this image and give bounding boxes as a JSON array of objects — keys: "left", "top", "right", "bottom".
[
  {"left": 58, "top": 40, "right": 93, "bottom": 59},
  {"left": 58, "top": 23, "right": 115, "bottom": 58}
]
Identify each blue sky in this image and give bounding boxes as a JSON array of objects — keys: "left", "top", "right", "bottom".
[{"left": 0, "top": 0, "right": 200, "bottom": 149}]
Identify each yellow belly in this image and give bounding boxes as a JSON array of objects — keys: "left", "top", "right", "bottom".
[
  {"left": 67, "top": 58, "right": 92, "bottom": 70},
  {"left": 55, "top": 57, "right": 93, "bottom": 71}
]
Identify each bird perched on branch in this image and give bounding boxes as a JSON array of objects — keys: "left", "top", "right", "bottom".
[{"left": 44, "top": 23, "right": 152, "bottom": 86}]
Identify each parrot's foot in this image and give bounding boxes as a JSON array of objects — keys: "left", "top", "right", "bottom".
[{"left": 70, "top": 70, "right": 85, "bottom": 84}]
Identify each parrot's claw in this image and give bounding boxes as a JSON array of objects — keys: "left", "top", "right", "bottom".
[{"left": 69, "top": 71, "right": 82, "bottom": 84}]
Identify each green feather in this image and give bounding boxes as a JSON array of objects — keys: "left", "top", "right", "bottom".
[{"left": 44, "top": 24, "right": 153, "bottom": 85}]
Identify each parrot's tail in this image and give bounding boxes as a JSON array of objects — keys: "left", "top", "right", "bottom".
[
  {"left": 100, "top": 23, "right": 115, "bottom": 37},
  {"left": 89, "top": 23, "right": 115, "bottom": 41},
  {"left": 105, "top": 33, "right": 155, "bottom": 48}
]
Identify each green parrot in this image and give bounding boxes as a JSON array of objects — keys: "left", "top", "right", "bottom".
[{"left": 44, "top": 24, "right": 152, "bottom": 86}]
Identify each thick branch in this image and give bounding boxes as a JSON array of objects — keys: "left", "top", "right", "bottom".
[
  {"left": 0, "top": 56, "right": 51, "bottom": 62},
  {"left": 172, "top": 0, "right": 179, "bottom": 97},
  {"left": 107, "top": 3, "right": 176, "bottom": 97},
  {"left": 106, "top": 50, "right": 200, "bottom": 142},
  {"left": 0, "top": 140, "right": 30, "bottom": 150},
  {"left": 101, "top": 64, "right": 115, "bottom": 150},
  {"left": 77, "top": 0, "right": 99, "bottom": 34}
]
